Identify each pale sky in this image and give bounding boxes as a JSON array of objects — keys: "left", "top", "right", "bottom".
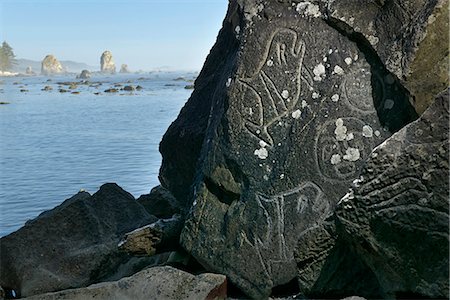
[{"left": 0, "top": 0, "right": 228, "bottom": 71}]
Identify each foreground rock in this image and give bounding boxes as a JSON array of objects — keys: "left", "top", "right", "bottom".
[
  {"left": 335, "top": 89, "right": 449, "bottom": 298},
  {"left": 0, "top": 183, "right": 157, "bottom": 297},
  {"left": 160, "top": 1, "right": 416, "bottom": 298},
  {"left": 137, "top": 185, "right": 181, "bottom": 218},
  {"left": 26, "top": 266, "right": 227, "bottom": 300},
  {"left": 41, "top": 55, "right": 63, "bottom": 75},
  {"left": 100, "top": 50, "right": 116, "bottom": 74}
]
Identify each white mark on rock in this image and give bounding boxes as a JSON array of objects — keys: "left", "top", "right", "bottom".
[
  {"left": 331, "top": 94, "right": 340, "bottom": 102},
  {"left": 226, "top": 78, "right": 232, "bottom": 87},
  {"left": 362, "top": 125, "right": 373, "bottom": 138},
  {"left": 263, "top": 175, "right": 269, "bottom": 181},
  {"left": 281, "top": 90, "right": 289, "bottom": 99},
  {"left": 331, "top": 154, "right": 342, "bottom": 165},
  {"left": 259, "top": 140, "right": 267, "bottom": 148},
  {"left": 346, "top": 132, "right": 354, "bottom": 141},
  {"left": 344, "top": 57, "right": 352, "bottom": 65},
  {"left": 301, "top": 100, "right": 308, "bottom": 108},
  {"left": 384, "top": 99, "right": 395, "bottom": 110},
  {"left": 368, "top": 35, "right": 379, "bottom": 46},
  {"left": 375, "top": 130, "right": 381, "bottom": 137},
  {"left": 254, "top": 148, "right": 268, "bottom": 160},
  {"left": 267, "top": 59, "right": 274, "bottom": 67},
  {"left": 280, "top": 174, "right": 285, "bottom": 179},
  {"left": 235, "top": 26, "right": 241, "bottom": 35},
  {"left": 343, "top": 148, "right": 361, "bottom": 161},
  {"left": 335, "top": 118, "right": 348, "bottom": 141},
  {"left": 292, "top": 109, "right": 302, "bottom": 119},
  {"left": 296, "top": 2, "right": 321, "bottom": 18},
  {"left": 312, "top": 92, "right": 320, "bottom": 99},
  {"left": 313, "top": 63, "right": 326, "bottom": 81},
  {"left": 333, "top": 65, "right": 345, "bottom": 75}
]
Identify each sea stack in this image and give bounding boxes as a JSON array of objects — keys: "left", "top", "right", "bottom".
[
  {"left": 41, "top": 55, "right": 63, "bottom": 75},
  {"left": 119, "top": 64, "right": 130, "bottom": 73},
  {"left": 100, "top": 50, "right": 116, "bottom": 74}
]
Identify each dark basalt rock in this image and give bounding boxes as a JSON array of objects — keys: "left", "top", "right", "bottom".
[
  {"left": 0, "top": 183, "right": 157, "bottom": 297},
  {"left": 160, "top": 1, "right": 417, "bottom": 298},
  {"left": 335, "top": 89, "right": 449, "bottom": 298},
  {"left": 137, "top": 185, "right": 181, "bottom": 219}
]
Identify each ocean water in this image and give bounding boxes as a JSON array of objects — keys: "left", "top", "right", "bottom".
[{"left": 0, "top": 72, "right": 194, "bottom": 237}]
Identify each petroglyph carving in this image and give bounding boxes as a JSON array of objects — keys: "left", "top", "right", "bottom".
[
  {"left": 236, "top": 29, "right": 307, "bottom": 146},
  {"left": 315, "top": 117, "right": 375, "bottom": 181},
  {"left": 246, "top": 182, "right": 329, "bottom": 276}
]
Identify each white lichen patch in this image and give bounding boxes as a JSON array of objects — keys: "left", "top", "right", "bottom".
[
  {"left": 334, "top": 118, "right": 348, "bottom": 141},
  {"left": 279, "top": 174, "right": 285, "bottom": 179},
  {"left": 375, "top": 130, "right": 381, "bottom": 137},
  {"left": 281, "top": 90, "right": 289, "bottom": 99},
  {"left": 259, "top": 140, "right": 267, "bottom": 148},
  {"left": 331, "top": 94, "right": 340, "bottom": 102},
  {"left": 301, "top": 100, "right": 308, "bottom": 108},
  {"left": 384, "top": 99, "right": 395, "bottom": 110},
  {"left": 362, "top": 125, "right": 373, "bottom": 138},
  {"left": 346, "top": 132, "right": 354, "bottom": 141},
  {"left": 313, "top": 63, "right": 326, "bottom": 81},
  {"left": 226, "top": 78, "right": 232, "bottom": 87},
  {"left": 368, "top": 35, "right": 379, "bottom": 46},
  {"left": 266, "top": 59, "right": 274, "bottom": 67},
  {"left": 312, "top": 92, "right": 320, "bottom": 99},
  {"left": 343, "top": 147, "right": 361, "bottom": 161},
  {"left": 331, "top": 154, "right": 342, "bottom": 165},
  {"left": 296, "top": 2, "right": 321, "bottom": 18},
  {"left": 235, "top": 26, "right": 241, "bottom": 35},
  {"left": 292, "top": 109, "right": 302, "bottom": 119},
  {"left": 254, "top": 147, "right": 268, "bottom": 160},
  {"left": 333, "top": 65, "right": 345, "bottom": 75},
  {"left": 344, "top": 57, "right": 352, "bottom": 65}
]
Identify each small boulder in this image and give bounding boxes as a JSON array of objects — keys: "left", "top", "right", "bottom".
[
  {"left": 25, "top": 266, "right": 227, "bottom": 300},
  {"left": 77, "top": 70, "right": 91, "bottom": 79},
  {"left": 122, "top": 85, "right": 135, "bottom": 91},
  {"left": 120, "top": 64, "right": 130, "bottom": 73},
  {"left": 137, "top": 185, "right": 181, "bottom": 219},
  {"left": 41, "top": 86, "right": 53, "bottom": 91},
  {"left": 104, "top": 88, "right": 119, "bottom": 93}
]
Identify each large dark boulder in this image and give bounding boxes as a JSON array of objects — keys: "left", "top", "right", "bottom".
[
  {"left": 137, "top": 185, "right": 181, "bottom": 219},
  {"left": 160, "top": 1, "right": 417, "bottom": 298},
  {"left": 335, "top": 89, "right": 449, "bottom": 298},
  {"left": 0, "top": 183, "right": 157, "bottom": 297}
]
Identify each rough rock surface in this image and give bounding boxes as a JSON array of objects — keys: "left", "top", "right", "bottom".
[
  {"left": 335, "top": 89, "right": 449, "bottom": 298},
  {"left": 120, "top": 64, "right": 130, "bottom": 73},
  {"left": 77, "top": 69, "right": 91, "bottom": 79},
  {"left": 326, "top": 0, "right": 449, "bottom": 114},
  {"left": 160, "top": 1, "right": 417, "bottom": 298},
  {"left": 137, "top": 185, "right": 181, "bottom": 218},
  {"left": 0, "top": 183, "right": 157, "bottom": 297},
  {"left": 41, "top": 55, "right": 63, "bottom": 75},
  {"left": 100, "top": 50, "right": 116, "bottom": 74},
  {"left": 26, "top": 266, "right": 227, "bottom": 300}
]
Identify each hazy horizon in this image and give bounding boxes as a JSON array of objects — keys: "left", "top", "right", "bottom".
[{"left": 0, "top": 0, "right": 228, "bottom": 72}]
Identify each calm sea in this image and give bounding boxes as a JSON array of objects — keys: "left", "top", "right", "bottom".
[{"left": 0, "top": 73, "right": 194, "bottom": 236}]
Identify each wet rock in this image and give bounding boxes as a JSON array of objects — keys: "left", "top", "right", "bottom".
[
  {"left": 77, "top": 69, "right": 91, "bottom": 79},
  {"left": 71, "top": 91, "right": 80, "bottom": 95},
  {"left": 161, "top": 1, "right": 417, "bottom": 298},
  {"left": 104, "top": 88, "right": 119, "bottom": 93},
  {"left": 136, "top": 85, "right": 143, "bottom": 91},
  {"left": 120, "top": 64, "right": 130, "bottom": 73},
  {"left": 41, "top": 86, "right": 53, "bottom": 91},
  {"left": 100, "top": 50, "right": 116, "bottom": 74},
  {"left": 334, "top": 89, "right": 449, "bottom": 298},
  {"left": 184, "top": 84, "right": 195, "bottom": 90},
  {"left": 0, "top": 102, "right": 10, "bottom": 105},
  {"left": 122, "top": 85, "right": 135, "bottom": 91},
  {"left": 325, "top": 0, "right": 449, "bottom": 114},
  {"left": 59, "top": 89, "right": 68, "bottom": 93},
  {"left": 26, "top": 266, "right": 227, "bottom": 300},
  {"left": 137, "top": 185, "right": 181, "bottom": 219},
  {"left": 69, "top": 83, "right": 77, "bottom": 89},
  {"left": 41, "top": 55, "right": 64, "bottom": 75},
  {"left": 0, "top": 183, "right": 157, "bottom": 297},
  {"left": 19, "top": 89, "right": 28, "bottom": 92}
]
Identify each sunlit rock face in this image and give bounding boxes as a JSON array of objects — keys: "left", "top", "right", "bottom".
[
  {"left": 41, "top": 55, "right": 63, "bottom": 75},
  {"left": 100, "top": 50, "right": 116, "bottom": 74}
]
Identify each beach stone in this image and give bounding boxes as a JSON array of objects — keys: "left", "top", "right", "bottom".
[
  {"left": 159, "top": 1, "right": 417, "bottom": 298},
  {"left": 137, "top": 185, "right": 181, "bottom": 219},
  {"left": 100, "top": 50, "right": 116, "bottom": 74},
  {"left": 26, "top": 266, "right": 227, "bottom": 300},
  {"left": 77, "top": 69, "right": 91, "bottom": 79},
  {"left": 0, "top": 183, "right": 157, "bottom": 297},
  {"left": 120, "top": 64, "right": 130, "bottom": 73},
  {"left": 326, "top": 0, "right": 449, "bottom": 114},
  {"left": 335, "top": 89, "right": 449, "bottom": 298},
  {"left": 41, "top": 55, "right": 63, "bottom": 75}
]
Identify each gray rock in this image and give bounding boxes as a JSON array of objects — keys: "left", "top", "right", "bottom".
[
  {"left": 77, "top": 69, "right": 91, "bottom": 79},
  {"left": 41, "top": 55, "right": 63, "bottom": 75},
  {"left": 26, "top": 266, "right": 227, "bottom": 300},
  {"left": 0, "top": 183, "right": 158, "bottom": 297},
  {"left": 120, "top": 64, "right": 130, "bottom": 73},
  {"left": 335, "top": 89, "right": 449, "bottom": 298},
  {"left": 160, "top": 1, "right": 416, "bottom": 298},
  {"left": 25, "top": 66, "right": 34, "bottom": 75},
  {"left": 122, "top": 85, "right": 135, "bottom": 91},
  {"left": 100, "top": 50, "right": 116, "bottom": 74},
  {"left": 325, "top": 0, "right": 449, "bottom": 114},
  {"left": 137, "top": 185, "right": 181, "bottom": 219}
]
